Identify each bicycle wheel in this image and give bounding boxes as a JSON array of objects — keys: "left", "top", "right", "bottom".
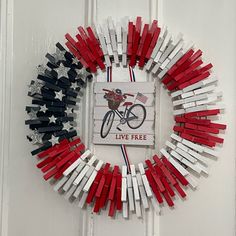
[
  {"left": 100, "top": 110, "right": 115, "bottom": 138},
  {"left": 127, "top": 104, "right": 146, "bottom": 129}
]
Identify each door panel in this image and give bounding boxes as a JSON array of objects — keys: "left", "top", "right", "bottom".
[{"left": 0, "top": 0, "right": 235, "bottom": 236}]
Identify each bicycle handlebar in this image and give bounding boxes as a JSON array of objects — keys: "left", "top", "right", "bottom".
[
  {"left": 102, "top": 89, "right": 112, "bottom": 92},
  {"left": 102, "top": 89, "right": 134, "bottom": 97},
  {"left": 123, "top": 93, "right": 134, "bottom": 97}
]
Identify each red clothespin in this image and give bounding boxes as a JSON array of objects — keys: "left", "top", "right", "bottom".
[
  {"left": 174, "top": 59, "right": 203, "bottom": 81},
  {"left": 153, "top": 164, "right": 176, "bottom": 203},
  {"left": 108, "top": 198, "right": 116, "bottom": 217},
  {"left": 158, "top": 158, "right": 186, "bottom": 198},
  {"left": 184, "top": 128, "right": 223, "bottom": 143},
  {"left": 75, "top": 35, "right": 97, "bottom": 72},
  {"left": 161, "top": 176, "right": 175, "bottom": 197},
  {"left": 184, "top": 109, "right": 220, "bottom": 118},
  {"left": 107, "top": 166, "right": 120, "bottom": 217},
  {"left": 188, "top": 71, "right": 210, "bottom": 85},
  {"left": 136, "top": 24, "right": 149, "bottom": 57},
  {"left": 43, "top": 167, "right": 59, "bottom": 181},
  {"left": 162, "top": 74, "right": 174, "bottom": 86},
  {"left": 37, "top": 139, "right": 69, "bottom": 158},
  {"left": 36, "top": 155, "right": 54, "bottom": 169},
  {"left": 174, "top": 182, "right": 186, "bottom": 198},
  {"left": 49, "top": 137, "right": 81, "bottom": 158},
  {"left": 86, "top": 26, "right": 104, "bottom": 57},
  {"left": 56, "top": 151, "right": 77, "bottom": 169},
  {"left": 86, "top": 169, "right": 104, "bottom": 204},
  {"left": 162, "top": 190, "right": 174, "bottom": 207},
  {"left": 99, "top": 171, "right": 113, "bottom": 208},
  {"left": 145, "top": 169, "right": 163, "bottom": 203},
  {"left": 171, "top": 49, "right": 202, "bottom": 79},
  {"left": 43, "top": 149, "right": 76, "bottom": 180},
  {"left": 108, "top": 166, "right": 119, "bottom": 201},
  {"left": 196, "top": 124, "right": 219, "bottom": 134},
  {"left": 189, "top": 49, "right": 202, "bottom": 63},
  {"left": 161, "top": 157, "right": 189, "bottom": 186},
  {"left": 145, "top": 160, "right": 165, "bottom": 192},
  {"left": 65, "top": 33, "right": 89, "bottom": 67},
  {"left": 41, "top": 149, "right": 71, "bottom": 173},
  {"left": 145, "top": 26, "right": 161, "bottom": 59},
  {"left": 138, "top": 20, "right": 158, "bottom": 67},
  {"left": 153, "top": 155, "right": 177, "bottom": 186},
  {"left": 65, "top": 41, "right": 88, "bottom": 68},
  {"left": 129, "top": 17, "right": 142, "bottom": 67},
  {"left": 116, "top": 173, "right": 122, "bottom": 211},
  {"left": 78, "top": 26, "right": 105, "bottom": 70},
  {"left": 127, "top": 21, "right": 134, "bottom": 57},
  {"left": 53, "top": 153, "right": 81, "bottom": 180},
  {"left": 185, "top": 123, "right": 198, "bottom": 130},
  {"left": 93, "top": 197, "right": 101, "bottom": 213},
  {"left": 180, "top": 132, "right": 216, "bottom": 147},
  {"left": 168, "top": 49, "right": 194, "bottom": 76},
  {"left": 209, "top": 122, "right": 227, "bottom": 130},
  {"left": 175, "top": 117, "right": 211, "bottom": 126},
  {"left": 173, "top": 126, "right": 184, "bottom": 132}
]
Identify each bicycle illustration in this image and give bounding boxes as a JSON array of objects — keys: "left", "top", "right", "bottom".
[{"left": 100, "top": 88, "right": 147, "bottom": 138}]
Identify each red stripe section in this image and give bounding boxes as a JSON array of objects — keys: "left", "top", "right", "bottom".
[
  {"left": 145, "top": 155, "right": 188, "bottom": 207},
  {"left": 65, "top": 26, "right": 105, "bottom": 73}
]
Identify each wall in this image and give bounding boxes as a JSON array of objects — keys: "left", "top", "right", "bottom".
[{"left": 0, "top": 0, "right": 235, "bottom": 236}]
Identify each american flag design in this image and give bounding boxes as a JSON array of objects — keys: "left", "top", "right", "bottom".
[{"left": 136, "top": 92, "right": 148, "bottom": 104}]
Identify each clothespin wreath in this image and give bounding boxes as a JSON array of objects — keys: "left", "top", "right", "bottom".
[{"left": 25, "top": 16, "right": 226, "bottom": 219}]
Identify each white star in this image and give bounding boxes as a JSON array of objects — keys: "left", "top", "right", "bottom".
[
  {"left": 55, "top": 90, "right": 63, "bottom": 100},
  {"left": 55, "top": 65, "right": 70, "bottom": 79},
  {"left": 52, "top": 48, "right": 66, "bottom": 63},
  {"left": 63, "top": 122, "right": 72, "bottom": 131},
  {"left": 75, "top": 67, "right": 91, "bottom": 80},
  {"left": 65, "top": 107, "right": 73, "bottom": 115},
  {"left": 49, "top": 115, "right": 57, "bottom": 123},
  {"left": 39, "top": 104, "right": 47, "bottom": 113},
  {"left": 71, "top": 82, "right": 79, "bottom": 90},
  {"left": 28, "top": 129, "right": 43, "bottom": 144},
  {"left": 28, "top": 110, "right": 38, "bottom": 119},
  {"left": 37, "top": 64, "right": 47, "bottom": 75},
  {"left": 28, "top": 80, "right": 44, "bottom": 95},
  {"left": 49, "top": 135, "right": 59, "bottom": 146}
]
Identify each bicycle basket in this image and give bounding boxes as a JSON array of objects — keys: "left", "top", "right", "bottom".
[{"left": 107, "top": 99, "right": 121, "bottom": 110}]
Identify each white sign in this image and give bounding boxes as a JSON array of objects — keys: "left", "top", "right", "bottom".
[{"left": 93, "top": 82, "right": 155, "bottom": 146}]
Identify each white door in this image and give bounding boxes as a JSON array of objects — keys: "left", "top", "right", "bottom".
[{"left": 0, "top": 0, "right": 235, "bottom": 236}]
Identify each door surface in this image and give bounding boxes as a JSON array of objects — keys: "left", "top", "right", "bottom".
[{"left": 0, "top": 0, "right": 235, "bottom": 236}]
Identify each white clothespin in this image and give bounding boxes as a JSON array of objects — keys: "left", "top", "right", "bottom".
[
  {"left": 145, "top": 26, "right": 167, "bottom": 71},
  {"left": 121, "top": 166, "right": 128, "bottom": 202},
  {"left": 130, "top": 165, "right": 142, "bottom": 218},
  {"left": 160, "top": 148, "right": 198, "bottom": 189},
  {"left": 127, "top": 174, "right": 135, "bottom": 212},
  {"left": 122, "top": 202, "right": 129, "bottom": 219},
  {"left": 53, "top": 175, "right": 69, "bottom": 192},
  {"left": 160, "top": 148, "right": 189, "bottom": 176},
  {"left": 159, "top": 33, "right": 183, "bottom": 67},
  {"left": 152, "top": 32, "right": 171, "bottom": 74},
  {"left": 63, "top": 150, "right": 91, "bottom": 176},
  {"left": 183, "top": 76, "right": 217, "bottom": 93},
  {"left": 95, "top": 23, "right": 111, "bottom": 67},
  {"left": 136, "top": 173, "right": 149, "bottom": 209},
  {"left": 83, "top": 160, "right": 104, "bottom": 192},
  {"left": 116, "top": 22, "right": 123, "bottom": 56},
  {"left": 78, "top": 191, "right": 88, "bottom": 208},
  {"left": 73, "top": 155, "right": 97, "bottom": 185},
  {"left": 138, "top": 163, "right": 152, "bottom": 198},
  {"left": 121, "top": 17, "right": 128, "bottom": 66},
  {"left": 107, "top": 17, "right": 119, "bottom": 64}
]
